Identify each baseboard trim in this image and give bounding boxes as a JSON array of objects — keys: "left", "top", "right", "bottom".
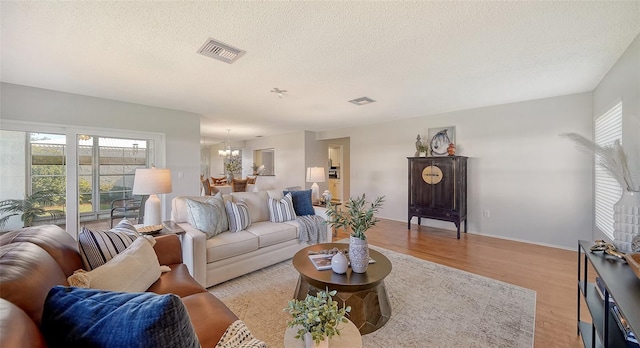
[{"left": 388, "top": 217, "right": 575, "bottom": 252}]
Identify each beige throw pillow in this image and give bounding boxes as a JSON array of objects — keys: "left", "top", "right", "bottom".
[{"left": 68, "top": 236, "right": 161, "bottom": 292}]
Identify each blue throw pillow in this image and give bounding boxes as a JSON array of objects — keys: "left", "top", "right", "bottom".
[
  {"left": 41, "top": 286, "right": 199, "bottom": 348},
  {"left": 284, "top": 189, "right": 315, "bottom": 216}
]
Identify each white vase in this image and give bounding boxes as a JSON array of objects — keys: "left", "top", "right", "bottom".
[
  {"left": 613, "top": 190, "right": 640, "bottom": 253},
  {"left": 349, "top": 236, "right": 369, "bottom": 273},
  {"left": 331, "top": 251, "right": 348, "bottom": 274},
  {"left": 304, "top": 332, "right": 329, "bottom": 348}
]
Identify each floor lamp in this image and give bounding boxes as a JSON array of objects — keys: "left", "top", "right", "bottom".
[
  {"left": 306, "top": 167, "right": 325, "bottom": 204},
  {"left": 132, "top": 168, "right": 172, "bottom": 226}
]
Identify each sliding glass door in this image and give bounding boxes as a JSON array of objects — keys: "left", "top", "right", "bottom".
[
  {"left": 77, "top": 135, "right": 151, "bottom": 228},
  {"left": 0, "top": 130, "right": 67, "bottom": 231},
  {"left": 1, "top": 120, "right": 165, "bottom": 236}
]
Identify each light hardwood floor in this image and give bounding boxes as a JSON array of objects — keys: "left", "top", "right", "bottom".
[{"left": 334, "top": 219, "right": 586, "bottom": 348}]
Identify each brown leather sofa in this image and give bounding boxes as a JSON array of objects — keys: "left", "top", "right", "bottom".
[{"left": 0, "top": 225, "right": 238, "bottom": 348}]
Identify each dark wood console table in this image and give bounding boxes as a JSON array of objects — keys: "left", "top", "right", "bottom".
[{"left": 577, "top": 240, "right": 639, "bottom": 348}]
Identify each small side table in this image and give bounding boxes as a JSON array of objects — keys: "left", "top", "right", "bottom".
[
  {"left": 160, "top": 220, "right": 185, "bottom": 237},
  {"left": 283, "top": 320, "right": 362, "bottom": 348},
  {"left": 134, "top": 221, "right": 185, "bottom": 238}
]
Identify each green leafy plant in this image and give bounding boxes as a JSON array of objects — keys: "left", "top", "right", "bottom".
[
  {"left": 224, "top": 156, "right": 242, "bottom": 174},
  {"left": 418, "top": 143, "right": 428, "bottom": 153},
  {"left": 326, "top": 193, "right": 385, "bottom": 240},
  {"left": 0, "top": 190, "right": 64, "bottom": 229},
  {"left": 284, "top": 289, "right": 351, "bottom": 345}
]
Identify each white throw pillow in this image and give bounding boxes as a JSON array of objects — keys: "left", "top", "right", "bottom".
[
  {"left": 268, "top": 193, "right": 296, "bottom": 223},
  {"left": 67, "top": 236, "right": 161, "bottom": 292}
]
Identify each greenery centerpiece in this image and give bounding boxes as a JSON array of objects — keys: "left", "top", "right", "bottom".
[
  {"left": 224, "top": 155, "right": 242, "bottom": 182},
  {"left": 326, "top": 194, "right": 384, "bottom": 273},
  {"left": 0, "top": 189, "right": 64, "bottom": 231},
  {"left": 284, "top": 289, "right": 351, "bottom": 347}
]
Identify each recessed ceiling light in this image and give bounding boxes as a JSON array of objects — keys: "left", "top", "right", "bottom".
[{"left": 348, "top": 97, "right": 376, "bottom": 106}]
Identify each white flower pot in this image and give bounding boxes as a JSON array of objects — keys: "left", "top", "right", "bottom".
[
  {"left": 613, "top": 191, "right": 640, "bottom": 253},
  {"left": 304, "top": 332, "right": 328, "bottom": 348},
  {"left": 349, "top": 236, "right": 369, "bottom": 273}
]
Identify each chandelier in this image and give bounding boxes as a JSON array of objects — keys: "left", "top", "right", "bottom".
[{"left": 218, "top": 129, "right": 239, "bottom": 157}]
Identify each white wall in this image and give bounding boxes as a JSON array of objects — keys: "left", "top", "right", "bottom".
[
  {"left": 0, "top": 83, "right": 201, "bottom": 229},
  {"left": 305, "top": 131, "right": 329, "bottom": 194},
  {"left": 319, "top": 93, "right": 594, "bottom": 249},
  {"left": 243, "top": 131, "right": 306, "bottom": 190},
  {"left": 592, "top": 33, "right": 640, "bottom": 240}
]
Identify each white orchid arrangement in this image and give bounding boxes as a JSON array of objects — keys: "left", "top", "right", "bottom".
[{"left": 561, "top": 132, "right": 638, "bottom": 192}]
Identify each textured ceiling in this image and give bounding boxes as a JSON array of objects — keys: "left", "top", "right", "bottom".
[{"left": 1, "top": 1, "right": 639, "bottom": 143}]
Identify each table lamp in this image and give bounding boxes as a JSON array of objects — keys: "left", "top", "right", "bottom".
[
  {"left": 306, "top": 167, "right": 325, "bottom": 204},
  {"left": 132, "top": 168, "right": 172, "bottom": 225}
]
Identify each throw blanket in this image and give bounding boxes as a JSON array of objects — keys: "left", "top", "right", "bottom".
[
  {"left": 296, "top": 215, "right": 327, "bottom": 243},
  {"left": 215, "top": 320, "right": 267, "bottom": 348}
]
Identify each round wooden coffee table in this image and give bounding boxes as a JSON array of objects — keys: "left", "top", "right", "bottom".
[{"left": 292, "top": 243, "right": 392, "bottom": 334}]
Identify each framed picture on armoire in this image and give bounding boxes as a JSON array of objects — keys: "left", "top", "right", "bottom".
[{"left": 427, "top": 126, "right": 455, "bottom": 157}]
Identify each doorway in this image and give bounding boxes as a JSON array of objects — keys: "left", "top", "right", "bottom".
[{"left": 326, "top": 138, "right": 349, "bottom": 203}]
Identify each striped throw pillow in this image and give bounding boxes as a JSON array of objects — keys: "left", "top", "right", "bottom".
[
  {"left": 110, "top": 218, "right": 140, "bottom": 239},
  {"left": 225, "top": 200, "right": 251, "bottom": 232},
  {"left": 78, "top": 227, "right": 136, "bottom": 270},
  {"left": 268, "top": 193, "right": 296, "bottom": 223}
]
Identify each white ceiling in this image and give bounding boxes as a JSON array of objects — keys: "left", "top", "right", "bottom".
[{"left": 1, "top": 1, "right": 639, "bottom": 143}]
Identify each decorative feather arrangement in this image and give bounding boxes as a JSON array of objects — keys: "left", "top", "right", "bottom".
[{"left": 560, "top": 132, "right": 638, "bottom": 192}]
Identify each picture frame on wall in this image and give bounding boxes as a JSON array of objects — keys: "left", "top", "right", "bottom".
[{"left": 427, "top": 126, "right": 455, "bottom": 156}]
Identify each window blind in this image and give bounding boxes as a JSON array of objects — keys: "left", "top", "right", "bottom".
[{"left": 594, "top": 101, "right": 623, "bottom": 239}]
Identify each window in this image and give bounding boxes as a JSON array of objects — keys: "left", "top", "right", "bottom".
[
  {"left": 0, "top": 131, "right": 67, "bottom": 231},
  {"left": 594, "top": 101, "right": 623, "bottom": 239},
  {"left": 78, "top": 135, "right": 149, "bottom": 215},
  {"left": 1, "top": 120, "right": 164, "bottom": 234}
]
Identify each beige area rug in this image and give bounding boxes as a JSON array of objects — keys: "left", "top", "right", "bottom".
[{"left": 209, "top": 245, "right": 536, "bottom": 348}]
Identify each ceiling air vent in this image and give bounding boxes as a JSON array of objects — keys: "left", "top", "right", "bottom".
[
  {"left": 348, "top": 97, "right": 376, "bottom": 106},
  {"left": 197, "top": 38, "right": 245, "bottom": 64}
]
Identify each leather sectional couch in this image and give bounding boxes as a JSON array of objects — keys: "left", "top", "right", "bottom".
[{"left": 0, "top": 225, "right": 240, "bottom": 347}]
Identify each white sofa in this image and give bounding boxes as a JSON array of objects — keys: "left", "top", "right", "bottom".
[{"left": 171, "top": 191, "right": 332, "bottom": 288}]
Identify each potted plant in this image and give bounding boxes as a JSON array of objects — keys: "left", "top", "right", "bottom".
[
  {"left": 418, "top": 144, "right": 428, "bottom": 157},
  {"left": 326, "top": 194, "right": 384, "bottom": 273},
  {"left": 224, "top": 156, "right": 241, "bottom": 183},
  {"left": 0, "top": 189, "right": 64, "bottom": 231},
  {"left": 284, "top": 289, "right": 351, "bottom": 348}
]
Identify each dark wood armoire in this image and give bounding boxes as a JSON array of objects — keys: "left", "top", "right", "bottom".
[{"left": 407, "top": 156, "right": 468, "bottom": 239}]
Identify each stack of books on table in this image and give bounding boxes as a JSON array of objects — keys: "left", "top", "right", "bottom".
[
  {"left": 594, "top": 277, "right": 639, "bottom": 348},
  {"left": 308, "top": 254, "right": 376, "bottom": 271}
]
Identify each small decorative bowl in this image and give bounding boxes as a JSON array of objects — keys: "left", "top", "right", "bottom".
[
  {"left": 137, "top": 224, "right": 164, "bottom": 235},
  {"left": 624, "top": 253, "right": 640, "bottom": 280}
]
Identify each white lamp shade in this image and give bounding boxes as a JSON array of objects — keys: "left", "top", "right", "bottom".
[
  {"left": 132, "top": 168, "right": 172, "bottom": 195},
  {"left": 306, "top": 167, "right": 326, "bottom": 183},
  {"left": 132, "top": 168, "right": 172, "bottom": 226}
]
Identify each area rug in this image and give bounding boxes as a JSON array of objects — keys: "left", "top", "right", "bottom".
[{"left": 209, "top": 244, "right": 536, "bottom": 347}]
